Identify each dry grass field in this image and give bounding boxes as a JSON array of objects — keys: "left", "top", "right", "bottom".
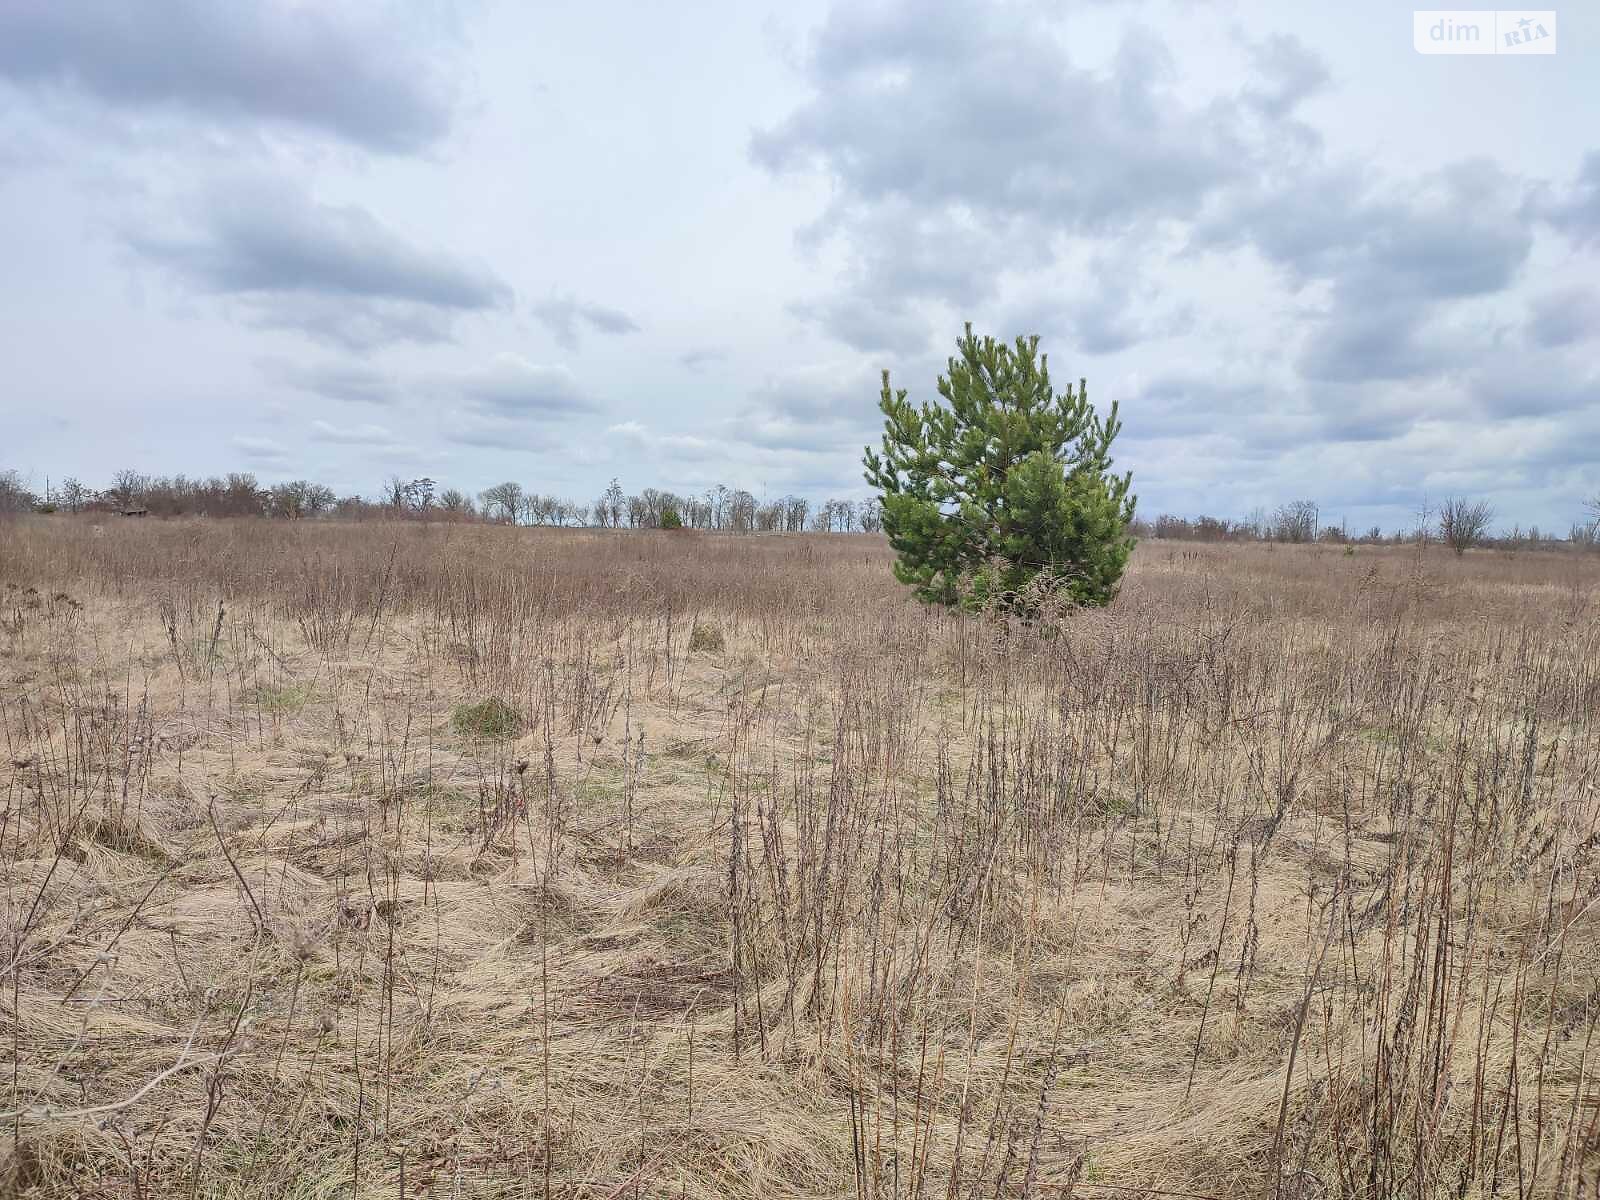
[{"left": 3, "top": 518, "right": 1599, "bottom": 1199}]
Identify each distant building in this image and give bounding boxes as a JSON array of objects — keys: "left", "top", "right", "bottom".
[{"left": 119, "top": 507, "right": 149, "bottom": 517}]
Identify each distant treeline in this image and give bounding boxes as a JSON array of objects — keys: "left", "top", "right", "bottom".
[
  {"left": 0, "top": 469, "right": 882, "bottom": 533},
  {"left": 5, "top": 470, "right": 1596, "bottom": 549},
  {"left": 1135, "top": 498, "right": 1600, "bottom": 551}
]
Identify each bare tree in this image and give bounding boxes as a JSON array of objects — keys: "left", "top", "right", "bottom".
[
  {"left": 1572, "top": 494, "right": 1600, "bottom": 549},
  {"left": 728, "top": 489, "right": 757, "bottom": 533},
  {"left": 0, "top": 469, "right": 37, "bottom": 514},
  {"left": 383, "top": 475, "right": 408, "bottom": 513},
  {"left": 479, "top": 481, "right": 523, "bottom": 523},
  {"left": 1271, "top": 500, "right": 1318, "bottom": 543},
  {"left": 106, "top": 469, "right": 149, "bottom": 510},
  {"left": 222, "top": 474, "right": 265, "bottom": 516},
  {"left": 523, "top": 493, "right": 564, "bottom": 525},
  {"left": 594, "top": 478, "right": 626, "bottom": 528},
  {"left": 59, "top": 477, "right": 93, "bottom": 513},
  {"left": 1412, "top": 499, "right": 1435, "bottom": 546},
  {"left": 269, "top": 480, "right": 335, "bottom": 519},
  {"left": 1439, "top": 497, "right": 1494, "bottom": 555},
  {"left": 813, "top": 499, "right": 851, "bottom": 533},
  {"left": 438, "top": 488, "right": 474, "bottom": 517},
  {"left": 706, "top": 484, "right": 731, "bottom": 530}
]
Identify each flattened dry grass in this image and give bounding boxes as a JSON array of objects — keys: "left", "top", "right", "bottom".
[{"left": 2, "top": 517, "right": 1599, "bottom": 1198}]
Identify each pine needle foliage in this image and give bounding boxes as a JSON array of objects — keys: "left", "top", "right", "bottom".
[{"left": 863, "top": 324, "right": 1136, "bottom": 612}]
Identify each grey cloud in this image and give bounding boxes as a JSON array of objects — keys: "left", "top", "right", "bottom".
[
  {"left": 755, "top": 3, "right": 1314, "bottom": 358},
  {"left": 455, "top": 355, "right": 597, "bottom": 418},
  {"left": 1058, "top": 307, "right": 1146, "bottom": 357},
  {"left": 133, "top": 185, "right": 508, "bottom": 308},
  {"left": 1127, "top": 376, "right": 1280, "bottom": 439},
  {"left": 1240, "top": 34, "right": 1330, "bottom": 120},
  {"left": 1346, "top": 164, "right": 1530, "bottom": 303},
  {"left": 788, "top": 203, "right": 1039, "bottom": 351},
  {"left": 1203, "top": 161, "right": 1530, "bottom": 301},
  {"left": 680, "top": 348, "right": 727, "bottom": 372},
  {"left": 1297, "top": 307, "right": 1470, "bottom": 384},
  {"left": 1533, "top": 152, "right": 1600, "bottom": 246},
  {"left": 1471, "top": 353, "right": 1598, "bottom": 418},
  {"left": 1069, "top": 300, "right": 1194, "bottom": 356},
  {"left": 1514, "top": 406, "right": 1600, "bottom": 471},
  {"left": 808, "top": 203, "right": 1012, "bottom": 307},
  {"left": 530, "top": 296, "right": 642, "bottom": 349},
  {"left": 785, "top": 204, "right": 1014, "bottom": 352},
  {"left": 730, "top": 364, "right": 884, "bottom": 453},
  {"left": 1528, "top": 287, "right": 1600, "bottom": 348},
  {"left": 1190, "top": 167, "right": 1374, "bottom": 280},
  {"left": 0, "top": 2, "right": 454, "bottom": 152},
  {"left": 583, "top": 306, "right": 640, "bottom": 336},
  {"left": 752, "top": 366, "right": 874, "bottom": 423},
  {"left": 753, "top": 11, "right": 1240, "bottom": 232},
  {"left": 129, "top": 182, "right": 509, "bottom": 349},
  {"left": 791, "top": 296, "right": 930, "bottom": 356},
  {"left": 1211, "top": 161, "right": 1537, "bottom": 386},
  {"left": 250, "top": 300, "right": 457, "bottom": 353},
  {"left": 1308, "top": 384, "right": 1439, "bottom": 443},
  {"left": 1013, "top": 254, "right": 1195, "bottom": 356},
  {"left": 264, "top": 360, "right": 399, "bottom": 406}
]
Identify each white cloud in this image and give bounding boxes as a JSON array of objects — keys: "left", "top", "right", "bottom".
[{"left": 309, "top": 420, "right": 400, "bottom": 446}]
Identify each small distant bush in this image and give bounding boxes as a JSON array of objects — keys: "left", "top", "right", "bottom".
[
  {"left": 1439, "top": 497, "right": 1494, "bottom": 556},
  {"left": 660, "top": 508, "right": 683, "bottom": 530},
  {"left": 452, "top": 697, "right": 522, "bottom": 739},
  {"left": 688, "top": 620, "right": 724, "bottom": 653}
]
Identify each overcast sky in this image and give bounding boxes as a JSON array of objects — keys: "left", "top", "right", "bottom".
[{"left": 2, "top": 0, "right": 1596, "bottom": 530}]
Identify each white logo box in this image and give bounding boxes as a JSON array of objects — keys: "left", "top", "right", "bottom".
[{"left": 1414, "top": 10, "right": 1557, "bottom": 54}]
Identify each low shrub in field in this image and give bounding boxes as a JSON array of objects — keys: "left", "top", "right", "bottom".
[
  {"left": 688, "top": 620, "right": 724, "bottom": 653},
  {"left": 249, "top": 680, "right": 316, "bottom": 713},
  {"left": 451, "top": 696, "right": 522, "bottom": 739}
]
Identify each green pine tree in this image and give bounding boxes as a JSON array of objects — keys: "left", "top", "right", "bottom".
[{"left": 863, "top": 324, "right": 1136, "bottom": 612}]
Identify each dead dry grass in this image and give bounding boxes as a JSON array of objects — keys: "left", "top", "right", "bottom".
[{"left": 2, "top": 517, "right": 1599, "bottom": 1198}]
